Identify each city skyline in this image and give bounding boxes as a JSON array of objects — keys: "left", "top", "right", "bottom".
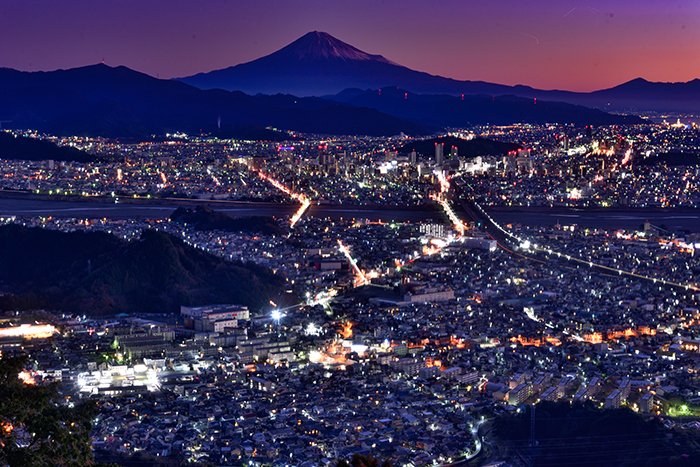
[{"left": 2, "top": 0, "right": 699, "bottom": 91}]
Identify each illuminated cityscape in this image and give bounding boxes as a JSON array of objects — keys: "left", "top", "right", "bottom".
[{"left": 1, "top": 1, "right": 700, "bottom": 466}]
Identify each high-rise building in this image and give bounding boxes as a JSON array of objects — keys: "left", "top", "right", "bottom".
[
  {"left": 435, "top": 142, "right": 444, "bottom": 166},
  {"left": 508, "top": 383, "right": 534, "bottom": 406}
]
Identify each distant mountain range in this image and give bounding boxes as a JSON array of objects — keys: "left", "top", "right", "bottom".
[
  {"left": 180, "top": 31, "right": 700, "bottom": 113},
  {"left": 0, "top": 64, "right": 425, "bottom": 137},
  {"left": 331, "top": 87, "right": 643, "bottom": 127},
  {"left": 0, "top": 61, "right": 641, "bottom": 139}
]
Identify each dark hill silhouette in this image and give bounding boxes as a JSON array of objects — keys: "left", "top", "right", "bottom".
[
  {"left": 0, "top": 224, "right": 290, "bottom": 315},
  {"left": 0, "top": 131, "right": 94, "bottom": 162},
  {"left": 170, "top": 207, "right": 284, "bottom": 235},
  {"left": 583, "top": 77, "right": 700, "bottom": 112}
]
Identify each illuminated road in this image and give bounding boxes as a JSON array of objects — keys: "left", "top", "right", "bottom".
[
  {"left": 440, "top": 418, "right": 485, "bottom": 466},
  {"left": 249, "top": 169, "right": 312, "bottom": 228},
  {"left": 337, "top": 239, "right": 370, "bottom": 287},
  {"left": 433, "top": 193, "right": 467, "bottom": 236}
]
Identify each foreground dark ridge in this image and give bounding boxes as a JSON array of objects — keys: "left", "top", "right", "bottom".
[{"left": 0, "top": 224, "right": 290, "bottom": 315}]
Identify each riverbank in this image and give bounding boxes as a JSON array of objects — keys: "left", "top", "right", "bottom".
[{"left": 0, "top": 190, "right": 698, "bottom": 231}]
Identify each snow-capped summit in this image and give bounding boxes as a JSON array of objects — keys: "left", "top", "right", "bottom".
[{"left": 272, "top": 31, "right": 394, "bottom": 63}]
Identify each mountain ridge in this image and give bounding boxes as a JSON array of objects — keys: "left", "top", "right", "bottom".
[
  {"left": 0, "top": 62, "right": 642, "bottom": 138},
  {"left": 330, "top": 86, "right": 644, "bottom": 126},
  {"left": 0, "top": 63, "right": 428, "bottom": 137}
]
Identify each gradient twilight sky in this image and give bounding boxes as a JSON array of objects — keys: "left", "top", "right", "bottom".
[{"left": 1, "top": 0, "right": 699, "bottom": 91}]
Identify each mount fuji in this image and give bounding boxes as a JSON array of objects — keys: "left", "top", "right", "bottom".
[
  {"left": 180, "top": 31, "right": 516, "bottom": 97},
  {"left": 180, "top": 31, "right": 700, "bottom": 113}
]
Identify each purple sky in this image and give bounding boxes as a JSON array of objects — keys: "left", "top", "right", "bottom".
[{"left": 2, "top": 0, "right": 698, "bottom": 91}]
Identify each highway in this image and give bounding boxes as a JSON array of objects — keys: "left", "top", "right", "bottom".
[{"left": 452, "top": 181, "right": 700, "bottom": 295}]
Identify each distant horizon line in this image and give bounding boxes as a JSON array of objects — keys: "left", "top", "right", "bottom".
[{"left": 3, "top": 61, "right": 699, "bottom": 96}]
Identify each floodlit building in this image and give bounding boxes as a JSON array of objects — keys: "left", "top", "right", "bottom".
[{"left": 181, "top": 304, "right": 250, "bottom": 332}]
